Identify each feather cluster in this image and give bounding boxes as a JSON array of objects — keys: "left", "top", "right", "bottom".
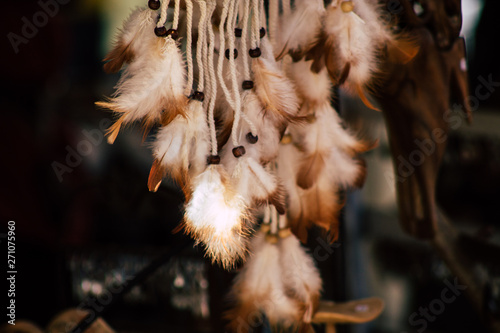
[{"left": 98, "top": 0, "right": 418, "bottom": 329}]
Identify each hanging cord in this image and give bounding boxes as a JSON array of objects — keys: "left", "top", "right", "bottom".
[
  {"left": 157, "top": 0, "right": 171, "bottom": 28},
  {"left": 184, "top": 0, "right": 194, "bottom": 96},
  {"left": 217, "top": 0, "right": 236, "bottom": 110},
  {"left": 250, "top": 0, "right": 260, "bottom": 50},
  {"left": 196, "top": 0, "right": 208, "bottom": 93},
  {"left": 241, "top": 0, "right": 251, "bottom": 80},
  {"left": 172, "top": 0, "right": 181, "bottom": 29},
  {"left": 227, "top": 0, "right": 243, "bottom": 147},
  {"left": 268, "top": 0, "right": 278, "bottom": 47},
  {"left": 207, "top": 0, "right": 219, "bottom": 156},
  {"left": 282, "top": 0, "right": 291, "bottom": 17}
]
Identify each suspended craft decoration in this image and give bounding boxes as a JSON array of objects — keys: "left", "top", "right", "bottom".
[{"left": 97, "top": 0, "right": 418, "bottom": 329}]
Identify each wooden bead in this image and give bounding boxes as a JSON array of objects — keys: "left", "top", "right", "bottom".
[
  {"left": 260, "top": 224, "right": 270, "bottom": 233},
  {"left": 234, "top": 28, "right": 242, "bottom": 37},
  {"left": 242, "top": 80, "right": 254, "bottom": 90},
  {"left": 225, "top": 48, "right": 238, "bottom": 60},
  {"left": 193, "top": 91, "right": 204, "bottom": 102},
  {"left": 260, "top": 27, "right": 266, "bottom": 38},
  {"left": 249, "top": 47, "right": 261, "bottom": 58},
  {"left": 232, "top": 146, "right": 246, "bottom": 158},
  {"left": 167, "top": 28, "right": 179, "bottom": 40},
  {"left": 148, "top": 0, "right": 160, "bottom": 10},
  {"left": 207, "top": 155, "right": 221, "bottom": 165},
  {"left": 341, "top": 1, "right": 354, "bottom": 13},
  {"left": 246, "top": 132, "right": 258, "bottom": 144},
  {"left": 154, "top": 26, "right": 167, "bottom": 37}
]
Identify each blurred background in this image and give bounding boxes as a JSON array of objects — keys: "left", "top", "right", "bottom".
[{"left": 0, "top": 0, "right": 499, "bottom": 332}]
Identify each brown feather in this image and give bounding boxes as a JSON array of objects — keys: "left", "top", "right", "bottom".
[
  {"left": 338, "top": 62, "right": 351, "bottom": 86},
  {"left": 386, "top": 35, "right": 420, "bottom": 64},
  {"left": 148, "top": 159, "right": 166, "bottom": 192},
  {"left": 103, "top": 42, "right": 134, "bottom": 74},
  {"left": 296, "top": 152, "right": 325, "bottom": 190},
  {"left": 355, "top": 84, "right": 380, "bottom": 111}
]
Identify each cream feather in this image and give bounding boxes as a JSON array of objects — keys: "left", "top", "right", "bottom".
[
  {"left": 279, "top": 232, "right": 322, "bottom": 323},
  {"left": 148, "top": 100, "right": 210, "bottom": 192},
  {"left": 184, "top": 164, "right": 250, "bottom": 269},
  {"left": 97, "top": 36, "right": 188, "bottom": 144},
  {"left": 275, "top": 0, "right": 325, "bottom": 60},
  {"left": 103, "top": 7, "right": 156, "bottom": 73},
  {"left": 287, "top": 59, "right": 332, "bottom": 108},
  {"left": 226, "top": 231, "right": 301, "bottom": 331}
]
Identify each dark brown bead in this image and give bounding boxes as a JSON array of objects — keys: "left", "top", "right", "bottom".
[
  {"left": 234, "top": 28, "right": 242, "bottom": 38},
  {"left": 154, "top": 26, "right": 167, "bottom": 37},
  {"left": 194, "top": 91, "right": 204, "bottom": 102},
  {"left": 242, "top": 80, "right": 254, "bottom": 90},
  {"left": 225, "top": 48, "right": 238, "bottom": 60},
  {"left": 260, "top": 27, "right": 266, "bottom": 38},
  {"left": 232, "top": 146, "right": 246, "bottom": 158},
  {"left": 246, "top": 132, "right": 258, "bottom": 144},
  {"left": 249, "top": 47, "right": 261, "bottom": 58},
  {"left": 207, "top": 155, "right": 221, "bottom": 165},
  {"left": 167, "top": 28, "right": 179, "bottom": 40},
  {"left": 148, "top": 0, "right": 160, "bottom": 10}
]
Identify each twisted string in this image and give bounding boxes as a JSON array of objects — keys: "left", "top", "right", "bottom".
[
  {"left": 184, "top": 0, "right": 194, "bottom": 96},
  {"left": 172, "top": 0, "right": 181, "bottom": 29},
  {"left": 196, "top": 0, "right": 208, "bottom": 92},
  {"left": 157, "top": 0, "right": 171, "bottom": 27},
  {"left": 207, "top": 0, "right": 219, "bottom": 155}
]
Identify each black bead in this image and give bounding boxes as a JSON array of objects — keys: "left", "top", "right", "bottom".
[
  {"left": 246, "top": 132, "right": 258, "bottom": 144},
  {"left": 148, "top": 0, "right": 160, "bottom": 10},
  {"left": 242, "top": 80, "right": 254, "bottom": 90},
  {"left": 249, "top": 47, "right": 261, "bottom": 58},
  {"left": 207, "top": 155, "right": 221, "bottom": 165},
  {"left": 260, "top": 27, "right": 266, "bottom": 38},
  {"left": 167, "top": 29, "right": 179, "bottom": 40},
  {"left": 234, "top": 28, "right": 242, "bottom": 38},
  {"left": 154, "top": 26, "right": 167, "bottom": 37},
  {"left": 225, "top": 48, "right": 238, "bottom": 60},
  {"left": 194, "top": 91, "right": 205, "bottom": 102},
  {"left": 232, "top": 146, "right": 246, "bottom": 158}
]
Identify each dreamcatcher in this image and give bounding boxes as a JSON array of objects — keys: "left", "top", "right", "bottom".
[{"left": 97, "top": 0, "right": 417, "bottom": 330}]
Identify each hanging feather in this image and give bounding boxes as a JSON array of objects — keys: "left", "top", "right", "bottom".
[
  {"left": 226, "top": 230, "right": 301, "bottom": 331},
  {"left": 148, "top": 99, "right": 210, "bottom": 196},
  {"left": 279, "top": 231, "right": 322, "bottom": 324},
  {"left": 252, "top": 56, "right": 300, "bottom": 135},
  {"left": 275, "top": 0, "right": 325, "bottom": 61},
  {"left": 291, "top": 102, "right": 368, "bottom": 191},
  {"left": 184, "top": 164, "right": 250, "bottom": 269},
  {"left": 102, "top": 8, "right": 156, "bottom": 73},
  {"left": 97, "top": 34, "right": 188, "bottom": 144}
]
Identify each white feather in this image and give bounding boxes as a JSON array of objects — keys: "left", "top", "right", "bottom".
[
  {"left": 184, "top": 165, "right": 249, "bottom": 268},
  {"left": 287, "top": 59, "right": 332, "bottom": 106}
]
